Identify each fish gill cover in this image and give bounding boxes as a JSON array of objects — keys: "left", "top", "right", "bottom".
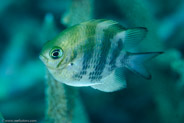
[{"left": 0, "top": 0, "right": 184, "bottom": 123}]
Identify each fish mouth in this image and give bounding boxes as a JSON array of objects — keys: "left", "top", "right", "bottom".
[{"left": 39, "top": 55, "right": 48, "bottom": 64}]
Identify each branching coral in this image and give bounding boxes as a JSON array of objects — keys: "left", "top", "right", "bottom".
[
  {"left": 0, "top": 0, "right": 184, "bottom": 122},
  {"left": 62, "top": 0, "right": 94, "bottom": 27},
  {"left": 45, "top": 73, "right": 89, "bottom": 123},
  {"left": 44, "top": 0, "right": 93, "bottom": 122}
]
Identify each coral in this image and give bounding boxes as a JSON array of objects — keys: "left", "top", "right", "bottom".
[
  {"left": 45, "top": 73, "right": 89, "bottom": 123},
  {"left": 0, "top": 112, "right": 4, "bottom": 120},
  {"left": 44, "top": 0, "right": 93, "bottom": 122},
  {"left": 61, "top": 0, "right": 94, "bottom": 27}
]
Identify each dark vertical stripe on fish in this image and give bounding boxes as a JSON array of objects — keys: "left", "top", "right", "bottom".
[
  {"left": 89, "top": 25, "right": 114, "bottom": 81},
  {"left": 89, "top": 24, "right": 124, "bottom": 81},
  {"left": 82, "top": 37, "right": 95, "bottom": 71},
  {"left": 82, "top": 22, "right": 98, "bottom": 71},
  {"left": 108, "top": 39, "right": 123, "bottom": 71},
  {"left": 74, "top": 22, "right": 98, "bottom": 81}
]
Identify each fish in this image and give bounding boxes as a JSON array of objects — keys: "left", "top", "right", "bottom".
[{"left": 39, "top": 19, "right": 163, "bottom": 92}]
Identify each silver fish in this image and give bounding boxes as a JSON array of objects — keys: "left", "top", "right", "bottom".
[{"left": 40, "top": 19, "right": 162, "bottom": 92}]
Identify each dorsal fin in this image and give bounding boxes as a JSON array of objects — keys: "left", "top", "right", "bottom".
[
  {"left": 124, "top": 27, "right": 148, "bottom": 50},
  {"left": 112, "top": 27, "right": 148, "bottom": 51}
]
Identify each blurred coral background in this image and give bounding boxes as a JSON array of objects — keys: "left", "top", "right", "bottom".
[{"left": 0, "top": 0, "right": 184, "bottom": 123}]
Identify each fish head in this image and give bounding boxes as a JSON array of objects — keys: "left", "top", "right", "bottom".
[
  {"left": 39, "top": 40, "right": 66, "bottom": 69},
  {"left": 39, "top": 27, "right": 85, "bottom": 84}
]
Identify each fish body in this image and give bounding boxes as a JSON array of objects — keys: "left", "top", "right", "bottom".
[{"left": 40, "top": 19, "right": 162, "bottom": 92}]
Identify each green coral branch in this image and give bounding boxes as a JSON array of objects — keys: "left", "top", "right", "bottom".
[
  {"left": 0, "top": 112, "right": 4, "bottom": 122},
  {"left": 45, "top": 72, "right": 89, "bottom": 123},
  {"left": 61, "top": 0, "right": 94, "bottom": 27},
  {"left": 44, "top": 0, "right": 93, "bottom": 122},
  {"left": 45, "top": 72, "right": 76, "bottom": 122}
]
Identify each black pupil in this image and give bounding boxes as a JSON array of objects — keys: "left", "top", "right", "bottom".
[
  {"left": 53, "top": 51, "right": 59, "bottom": 57},
  {"left": 51, "top": 48, "right": 62, "bottom": 59}
]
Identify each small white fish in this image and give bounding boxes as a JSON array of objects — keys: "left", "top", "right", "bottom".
[{"left": 40, "top": 19, "right": 162, "bottom": 92}]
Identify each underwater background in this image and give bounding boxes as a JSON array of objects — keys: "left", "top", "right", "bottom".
[{"left": 0, "top": 0, "right": 184, "bottom": 123}]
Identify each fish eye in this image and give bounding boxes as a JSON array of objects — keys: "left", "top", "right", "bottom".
[{"left": 50, "top": 47, "right": 63, "bottom": 59}]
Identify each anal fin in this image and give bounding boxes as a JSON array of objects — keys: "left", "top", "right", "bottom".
[{"left": 91, "top": 68, "right": 126, "bottom": 92}]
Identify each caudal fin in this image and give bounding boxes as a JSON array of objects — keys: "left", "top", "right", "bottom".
[{"left": 124, "top": 52, "right": 163, "bottom": 79}]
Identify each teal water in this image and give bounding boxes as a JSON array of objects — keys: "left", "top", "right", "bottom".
[{"left": 0, "top": 0, "right": 184, "bottom": 123}]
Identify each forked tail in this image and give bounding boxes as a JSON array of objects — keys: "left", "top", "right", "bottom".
[{"left": 124, "top": 52, "right": 163, "bottom": 79}]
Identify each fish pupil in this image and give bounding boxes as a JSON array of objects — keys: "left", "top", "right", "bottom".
[
  {"left": 53, "top": 51, "right": 59, "bottom": 57},
  {"left": 50, "top": 48, "right": 63, "bottom": 59}
]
